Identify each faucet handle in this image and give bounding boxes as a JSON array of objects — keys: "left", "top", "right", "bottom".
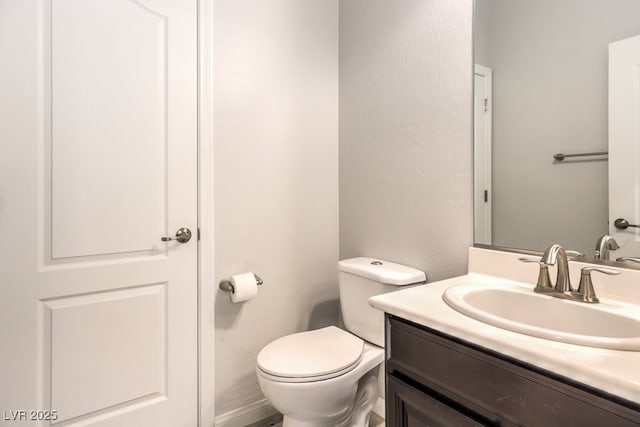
[
  {"left": 565, "top": 250, "right": 585, "bottom": 258},
  {"left": 581, "top": 266, "right": 621, "bottom": 275},
  {"left": 518, "top": 257, "right": 554, "bottom": 293},
  {"left": 575, "top": 267, "right": 620, "bottom": 304},
  {"left": 616, "top": 257, "right": 640, "bottom": 264}
]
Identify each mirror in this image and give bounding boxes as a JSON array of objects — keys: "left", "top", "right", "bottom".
[{"left": 473, "top": 0, "right": 640, "bottom": 261}]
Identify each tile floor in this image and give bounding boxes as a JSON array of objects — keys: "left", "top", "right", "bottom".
[{"left": 251, "top": 412, "right": 385, "bottom": 427}]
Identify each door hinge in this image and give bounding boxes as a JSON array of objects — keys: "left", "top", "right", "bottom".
[
  {"left": 484, "top": 189, "right": 488, "bottom": 203},
  {"left": 484, "top": 98, "right": 489, "bottom": 112}
]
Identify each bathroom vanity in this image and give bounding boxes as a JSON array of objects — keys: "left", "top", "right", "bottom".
[
  {"left": 369, "top": 248, "right": 640, "bottom": 426},
  {"left": 385, "top": 315, "right": 640, "bottom": 426}
]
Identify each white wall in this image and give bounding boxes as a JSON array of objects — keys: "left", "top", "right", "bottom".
[
  {"left": 479, "top": 0, "right": 640, "bottom": 254},
  {"left": 213, "top": 0, "right": 339, "bottom": 417},
  {"left": 339, "top": 0, "right": 474, "bottom": 281}
]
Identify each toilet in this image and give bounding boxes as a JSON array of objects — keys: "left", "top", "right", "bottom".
[{"left": 256, "top": 257, "right": 426, "bottom": 427}]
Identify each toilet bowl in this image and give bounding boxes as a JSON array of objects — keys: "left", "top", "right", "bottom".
[
  {"left": 256, "top": 258, "right": 426, "bottom": 427},
  {"left": 256, "top": 327, "right": 383, "bottom": 427}
]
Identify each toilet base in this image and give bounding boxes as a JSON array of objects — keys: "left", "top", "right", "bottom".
[
  {"left": 279, "top": 369, "right": 380, "bottom": 427},
  {"left": 257, "top": 341, "right": 384, "bottom": 427}
]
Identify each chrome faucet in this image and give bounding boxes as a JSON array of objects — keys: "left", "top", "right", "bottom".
[
  {"left": 521, "top": 244, "right": 618, "bottom": 303},
  {"left": 541, "top": 244, "right": 574, "bottom": 293},
  {"left": 594, "top": 234, "right": 620, "bottom": 260}
]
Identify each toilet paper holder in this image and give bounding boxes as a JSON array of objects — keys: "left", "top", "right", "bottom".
[{"left": 219, "top": 273, "right": 263, "bottom": 293}]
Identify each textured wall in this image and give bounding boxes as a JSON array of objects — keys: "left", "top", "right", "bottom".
[
  {"left": 480, "top": 0, "right": 640, "bottom": 254},
  {"left": 213, "top": 0, "right": 339, "bottom": 416},
  {"left": 339, "top": 0, "right": 474, "bottom": 282},
  {"left": 473, "top": 0, "right": 492, "bottom": 67}
]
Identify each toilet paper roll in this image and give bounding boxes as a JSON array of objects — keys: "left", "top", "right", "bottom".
[{"left": 229, "top": 272, "right": 258, "bottom": 303}]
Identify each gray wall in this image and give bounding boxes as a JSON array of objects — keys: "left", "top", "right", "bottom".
[
  {"left": 339, "top": 0, "right": 474, "bottom": 281},
  {"left": 478, "top": 0, "right": 640, "bottom": 254},
  {"left": 214, "top": 0, "right": 339, "bottom": 416},
  {"left": 214, "top": 0, "right": 475, "bottom": 418},
  {"left": 474, "top": 0, "right": 492, "bottom": 67}
]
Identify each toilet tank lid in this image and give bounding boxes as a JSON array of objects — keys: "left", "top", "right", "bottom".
[{"left": 338, "top": 257, "right": 426, "bottom": 286}]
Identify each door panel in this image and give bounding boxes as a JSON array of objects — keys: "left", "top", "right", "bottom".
[
  {"left": 46, "top": 284, "right": 167, "bottom": 422},
  {"left": 51, "top": 0, "right": 168, "bottom": 259},
  {"left": 0, "top": 1, "right": 197, "bottom": 426}
]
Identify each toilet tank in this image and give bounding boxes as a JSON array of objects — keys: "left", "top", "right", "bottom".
[{"left": 338, "top": 257, "right": 426, "bottom": 347}]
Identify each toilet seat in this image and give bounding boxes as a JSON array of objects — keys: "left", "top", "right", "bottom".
[{"left": 257, "top": 326, "right": 364, "bottom": 383}]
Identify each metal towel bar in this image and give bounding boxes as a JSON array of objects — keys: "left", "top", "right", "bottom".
[{"left": 553, "top": 151, "right": 608, "bottom": 161}]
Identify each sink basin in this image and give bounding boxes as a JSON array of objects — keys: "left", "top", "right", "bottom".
[{"left": 443, "top": 283, "right": 640, "bottom": 351}]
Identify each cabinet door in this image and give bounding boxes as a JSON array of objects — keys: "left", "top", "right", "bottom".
[
  {"left": 387, "top": 375, "right": 487, "bottom": 427},
  {"left": 387, "top": 316, "right": 640, "bottom": 427}
]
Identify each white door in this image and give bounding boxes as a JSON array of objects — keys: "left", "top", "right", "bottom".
[
  {"left": 474, "top": 65, "right": 493, "bottom": 245},
  {"left": 609, "top": 35, "right": 640, "bottom": 259},
  {"left": 0, "top": 1, "right": 198, "bottom": 426}
]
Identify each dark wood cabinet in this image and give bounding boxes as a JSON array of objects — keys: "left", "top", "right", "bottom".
[
  {"left": 387, "top": 375, "right": 486, "bottom": 427},
  {"left": 385, "top": 315, "right": 640, "bottom": 427}
]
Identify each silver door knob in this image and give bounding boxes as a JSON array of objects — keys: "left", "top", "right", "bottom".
[
  {"left": 161, "top": 227, "right": 192, "bottom": 243},
  {"left": 614, "top": 218, "right": 640, "bottom": 230}
]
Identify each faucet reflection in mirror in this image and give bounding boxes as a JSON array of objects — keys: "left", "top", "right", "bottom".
[{"left": 594, "top": 235, "right": 620, "bottom": 260}]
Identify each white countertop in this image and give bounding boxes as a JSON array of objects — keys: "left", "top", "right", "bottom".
[{"left": 369, "top": 248, "right": 640, "bottom": 405}]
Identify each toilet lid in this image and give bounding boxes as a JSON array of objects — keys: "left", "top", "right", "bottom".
[{"left": 257, "top": 326, "right": 364, "bottom": 380}]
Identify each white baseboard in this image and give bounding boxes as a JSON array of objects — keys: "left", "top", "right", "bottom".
[
  {"left": 373, "top": 397, "right": 385, "bottom": 419},
  {"left": 214, "top": 397, "right": 384, "bottom": 426},
  {"left": 214, "top": 399, "right": 278, "bottom": 427}
]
